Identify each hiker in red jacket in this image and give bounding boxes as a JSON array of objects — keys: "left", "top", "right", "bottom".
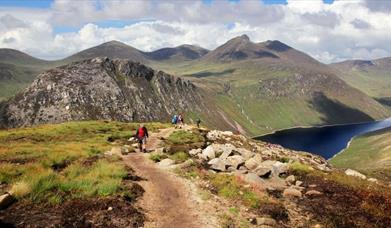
[{"left": 135, "top": 124, "right": 149, "bottom": 152}]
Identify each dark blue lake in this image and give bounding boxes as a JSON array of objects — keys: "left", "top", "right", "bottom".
[{"left": 255, "top": 118, "right": 391, "bottom": 159}]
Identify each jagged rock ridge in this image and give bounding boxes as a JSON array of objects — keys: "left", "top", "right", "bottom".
[{"left": 0, "top": 57, "right": 206, "bottom": 128}]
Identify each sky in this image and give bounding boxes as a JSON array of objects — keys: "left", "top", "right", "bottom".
[{"left": 0, "top": 0, "right": 391, "bottom": 63}]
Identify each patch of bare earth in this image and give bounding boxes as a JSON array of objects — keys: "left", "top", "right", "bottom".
[{"left": 122, "top": 127, "right": 220, "bottom": 228}]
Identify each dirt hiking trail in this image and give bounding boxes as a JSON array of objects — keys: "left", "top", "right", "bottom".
[{"left": 122, "top": 127, "right": 218, "bottom": 228}]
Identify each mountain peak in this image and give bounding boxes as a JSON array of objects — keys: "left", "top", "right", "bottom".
[{"left": 264, "top": 40, "right": 292, "bottom": 52}]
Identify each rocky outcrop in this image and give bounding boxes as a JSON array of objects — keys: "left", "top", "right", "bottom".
[{"left": 0, "top": 57, "right": 207, "bottom": 128}]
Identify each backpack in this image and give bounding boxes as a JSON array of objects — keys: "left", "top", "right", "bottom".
[{"left": 138, "top": 127, "right": 145, "bottom": 138}]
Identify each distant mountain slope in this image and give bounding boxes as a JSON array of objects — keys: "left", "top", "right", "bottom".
[
  {"left": 152, "top": 35, "right": 391, "bottom": 135},
  {"left": 331, "top": 126, "right": 391, "bottom": 181},
  {"left": 330, "top": 57, "right": 391, "bottom": 100},
  {"left": 63, "top": 41, "right": 148, "bottom": 63},
  {"left": 147, "top": 44, "right": 209, "bottom": 61},
  {"left": 0, "top": 49, "right": 56, "bottom": 100},
  {"left": 0, "top": 57, "right": 231, "bottom": 130}
]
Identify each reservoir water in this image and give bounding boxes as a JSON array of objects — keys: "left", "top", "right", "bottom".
[{"left": 255, "top": 118, "right": 391, "bottom": 159}]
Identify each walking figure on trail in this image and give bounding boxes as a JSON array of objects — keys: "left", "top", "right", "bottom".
[
  {"left": 196, "top": 118, "right": 201, "bottom": 128},
  {"left": 135, "top": 124, "right": 149, "bottom": 152},
  {"left": 172, "top": 114, "right": 178, "bottom": 125},
  {"left": 177, "top": 114, "right": 184, "bottom": 128}
]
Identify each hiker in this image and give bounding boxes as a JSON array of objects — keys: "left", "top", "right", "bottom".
[
  {"left": 177, "top": 114, "right": 184, "bottom": 128},
  {"left": 196, "top": 118, "right": 201, "bottom": 128},
  {"left": 172, "top": 114, "right": 178, "bottom": 125},
  {"left": 135, "top": 124, "right": 149, "bottom": 152}
]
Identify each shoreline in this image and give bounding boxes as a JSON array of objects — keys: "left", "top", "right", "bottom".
[{"left": 253, "top": 117, "right": 391, "bottom": 139}]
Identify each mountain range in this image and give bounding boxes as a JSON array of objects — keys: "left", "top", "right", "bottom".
[{"left": 0, "top": 35, "right": 390, "bottom": 135}]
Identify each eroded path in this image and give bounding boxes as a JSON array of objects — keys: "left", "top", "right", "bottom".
[{"left": 122, "top": 127, "right": 218, "bottom": 228}]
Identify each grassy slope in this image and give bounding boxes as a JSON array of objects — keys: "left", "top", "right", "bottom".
[
  {"left": 330, "top": 127, "right": 391, "bottom": 181},
  {"left": 0, "top": 121, "right": 168, "bottom": 203},
  {"left": 337, "top": 69, "right": 391, "bottom": 98},
  {"left": 150, "top": 60, "right": 391, "bottom": 135}
]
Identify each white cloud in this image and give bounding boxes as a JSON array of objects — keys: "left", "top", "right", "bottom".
[{"left": 0, "top": 0, "right": 390, "bottom": 63}]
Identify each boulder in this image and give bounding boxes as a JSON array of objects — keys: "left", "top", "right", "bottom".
[
  {"left": 110, "top": 147, "right": 122, "bottom": 154},
  {"left": 345, "top": 169, "right": 366, "bottom": 179},
  {"left": 201, "top": 145, "right": 216, "bottom": 160},
  {"left": 283, "top": 188, "right": 302, "bottom": 198},
  {"left": 208, "top": 158, "right": 226, "bottom": 172},
  {"left": 256, "top": 217, "right": 277, "bottom": 226},
  {"left": 295, "top": 180, "right": 303, "bottom": 187},
  {"left": 285, "top": 175, "right": 296, "bottom": 185},
  {"left": 272, "top": 161, "right": 288, "bottom": 177},
  {"left": 0, "top": 193, "right": 14, "bottom": 209},
  {"left": 226, "top": 155, "right": 245, "bottom": 170},
  {"left": 235, "top": 148, "right": 253, "bottom": 160},
  {"left": 254, "top": 160, "right": 275, "bottom": 178},
  {"left": 244, "top": 154, "right": 263, "bottom": 170},
  {"left": 189, "top": 148, "right": 202, "bottom": 156},
  {"left": 206, "top": 130, "right": 233, "bottom": 141},
  {"left": 305, "top": 190, "right": 323, "bottom": 196},
  {"left": 218, "top": 144, "right": 236, "bottom": 160},
  {"left": 244, "top": 173, "right": 265, "bottom": 185},
  {"left": 158, "top": 159, "right": 175, "bottom": 168},
  {"left": 155, "top": 147, "right": 166, "bottom": 153}
]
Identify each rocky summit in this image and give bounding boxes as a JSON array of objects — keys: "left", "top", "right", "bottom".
[{"left": 0, "top": 57, "right": 206, "bottom": 128}]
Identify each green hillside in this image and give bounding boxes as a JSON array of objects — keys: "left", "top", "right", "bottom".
[
  {"left": 331, "top": 58, "right": 391, "bottom": 109},
  {"left": 330, "top": 127, "right": 391, "bottom": 181},
  {"left": 151, "top": 58, "right": 391, "bottom": 135}
]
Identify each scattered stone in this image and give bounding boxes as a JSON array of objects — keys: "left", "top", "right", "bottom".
[
  {"left": 345, "top": 169, "right": 366, "bottom": 179},
  {"left": 158, "top": 159, "right": 175, "bottom": 168},
  {"left": 308, "top": 184, "right": 317, "bottom": 188},
  {"left": 121, "top": 146, "right": 129, "bottom": 155},
  {"left": 368, "top": 178, "right": 378, "bottom": 183},
  {"left": 317, "top": 164, "right": 331, "bottom": 172},
  {"left": 201, "top": 145, "right": 216, "bottom": 160},
  {"left": 226, "top": 155, "right": 245, "bottom": 169},
  {"left": 235, "top": 148, "right": 253, "bottom": 160},
  {"left": 283, "top": 188, "right": 302, "bottom": 198},
  {"left": 208, "top": 158, "right": 226, "bottom": 172},
  {"left": 285, "top": 175, "right": 296, "bottom": 184},
  {"left": 244, "top": 154, "right": 263, "bottom": 170},
  {"left": 0, "top": 193, "right": 14, "bottom": 209},
  {"left": 189, "top": 148, "right": 202, "bottom": 156},
  {"left": 107, "top": 207, "right": 113, "bottom": 211},
  {"left": 177, "top": 159, "right": 194, "bottom": 169},
  {"left": 305, "top": 190, "right": 323, "bottom": 196},
  {"left": 244, "top": 173, "right": 265, "bottom": 185},
  {"left": 218, "top": 144, "right": 236, "bottom": 160},
  {"left": 295, "top": 180, "right": 303, "bottom": 187},
  {"left": 254, "top": 160, "right": 275, "bottom": 178},
  {"left": 256, "top": 217, "right": 277, "bottom": 226},
  {"left": 272, "top": 161, "right": 288, "bottom": 176}
]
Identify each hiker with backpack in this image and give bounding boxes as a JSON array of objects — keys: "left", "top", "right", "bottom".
[
  {"left": 177, "top": 114, "right": 184, "bottom": 128},
  {"left": 196, "top": 118, "right": 201, "bottom": 128},
  {"left": 134, "top": 124, "right": 149, "bottom": 152},
  {"left": 172, "top": 114, "right": 178, "bottom": 125}
]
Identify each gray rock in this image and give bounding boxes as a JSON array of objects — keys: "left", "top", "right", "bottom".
[
  {"left": 254, "top": 160, "right": 275, "bottom": 178},
  {"left": 0, "top": 193, "right": 14, "bottom": 209},
  {"left": 272, "top": 161, "right": 288, "bottom": 176},
  {"left": 285, "top": 175, "right": 295, "bottom": 184},
  {"left": 256, "top": 217, "right": 277, "bottom": 226},
  {"left": 208, "top": 158, "right": 226, "bottom": 172},
  {"left": 189, "top": 148, "right": 202, "bottom": 156},
  {"left": 235, "top": 148, "right": 253, "bottom": 160},
  {"left": 218, "top": 144, "right": 236, "bottom": 160},
  {"left": 244, "top": 154, "right": 263, "bottom": 170},
  {"left": 110, "top": 147, "right": 121, "bottom": 154},
  {"left": 226, "top": 155, "right": 245, "bottom": 170},
  {"left": 345, "top": 169, "right": 366, "bottom": 179},
  {"left": 283, "top": 188, "right": 302, "bottom": 198},
  {"left": 244, "top": 173, "right": 265, "bottom": 185},
  {"left": 368, "top": 178, "right": 378, "bottom": 183},
  {"left": 295, "top": 180, "right": 303, "bottom": 187},
  {"left": 201, "top": 145, "right": 216, "bottom": 160},
  {"left": 121, "top": 146, "right": 129, "bottom": 155},
  {"left": 158, "top": 159, "right": 175, "bottom": 168}
]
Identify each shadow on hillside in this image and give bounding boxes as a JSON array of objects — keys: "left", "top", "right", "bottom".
[
  {"left": 375, "top": 97, "right": 391, "bottom": 108},
  {"left": 309, "top": 92, "right": 374, "bottom": 124},
  {"left": 188, "top": 69, "right": 235, "bottom": 78}
]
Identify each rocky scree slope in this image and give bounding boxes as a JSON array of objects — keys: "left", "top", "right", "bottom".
[
  {"left": 0, "top": 57, "right": 207, "bottom": 128},
  {"left": 150, "top": 128, "right": 391, "bottom": 227}
]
